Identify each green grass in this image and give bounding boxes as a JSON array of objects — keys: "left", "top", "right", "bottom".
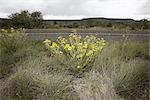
[{"left": 0, "top": 38, "right": 149, "bottom": 100}]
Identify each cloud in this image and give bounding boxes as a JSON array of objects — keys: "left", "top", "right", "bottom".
[
  {"left": 139, "top": 0, "right": 150, "bottom": 15},
  {"left": 0, "top": 0, "right": 44, "bottom": 14},
  {"left": 40, "top": 0, "right": 103, "bottom": 16},
  {"left": 0, "top": 0, "right": 149, "bottom": 20}
]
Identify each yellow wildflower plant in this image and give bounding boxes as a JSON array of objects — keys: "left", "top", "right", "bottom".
[
  {"left": 0, "top": 28, "right": 26, "bottom": 54},
  {"left": 43, "top": 32, "right": 106, "bottom": 75}
]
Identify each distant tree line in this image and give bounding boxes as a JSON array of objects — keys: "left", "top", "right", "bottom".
[{"left": 0, "top": 10, "right": 149, "bottom": 30}]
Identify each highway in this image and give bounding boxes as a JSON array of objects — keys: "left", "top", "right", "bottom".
[{"left": 26, "top": 32, "right": 150, "bottom": 42}]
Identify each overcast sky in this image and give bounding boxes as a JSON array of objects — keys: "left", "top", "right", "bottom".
[{"left": 0, "top": 0, "right": 149, "bottom": 20}]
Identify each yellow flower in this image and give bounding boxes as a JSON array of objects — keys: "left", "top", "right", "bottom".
[
  {"left": 76, "top": 54, "right": 84, "bottom": 59},
  {"left": 91, "top": 44, "right": 95, "bottom": 49},
  {"left": 101, "top": 38, "right": 104, "bottom": 40},
  {"left": 83, "top": 43, "right": 88, "bottom": 49},
  {"left": 43, "top": 39, "right": 51, "bottom": 44},
  {"left": 51, "top": 42, "right": 58, "bottom": 48},
  {"left": 78, "top": 43, "right": 83, "bottom": 46},
  {"left": 64, "top": 44, "right": 74, "bottom": 51},
  {"left": 102, "top": 42, "right": 105, "bottom": 46},
  {"left": 61, "top": 40, "right": 66, "bottom": 44},
  {"left": 73, "top": 35, "right": 76, "bottom": 38},
  {"left": 58, "top": 36, "right": 62, "bottom": 39},
  {"left": 99, "top": 46, "right": 103, "bottom": 50},
  {"left": 62, "top": 38, "right": 67, "bottom": 44},
  {"left": 86, "top": 50, "right": 93, "bottom": 56},
  {"left": 69, "top": 33, "right": 74, "bottom": 37},
  {"left": 43, "top": 39, "right": 51, "bottom": 48},
  {"left": 77, "top": 66, "right": 80, "bottom": 69},
  {"left": 101, "top": 38, "right": 105, "bottom": 43},
  {"left": 64, "top": 44, "right": 70, "bottom": 49},
  {"left": 71, "top": 45, "right": 75, "bottom": 49},
  {"left": 68, "top": 46, "right": 72, "bottom": 51}
]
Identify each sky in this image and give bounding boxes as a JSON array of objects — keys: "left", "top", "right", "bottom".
[{"left": 0, "top": 0, "right": 149, "bottom": 20}]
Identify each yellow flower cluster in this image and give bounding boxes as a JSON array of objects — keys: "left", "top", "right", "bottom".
[
  {"left": 51, "top": 42, "right": 59, "bottom": 48},
  {"left": 64, "top": 44, "right": 75, "bottom": 51},
  {"left": 0, "top": 28, "right": 25, "bottom": 40},
  {"left": 0, "top": 28, "right": 24, "bottom": 37},
  {"left": 43, "top": 39, "right": 51, "bottom": 47},
  {"left": 43, "top": 33, "right": 106, "bottom": 70}
]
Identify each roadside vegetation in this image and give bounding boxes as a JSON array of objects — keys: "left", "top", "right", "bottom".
[
  {"left": 0, "top": 10, "right": 150, "bottom": 30},
  {"left": 0, "top": 28, "right": 149, "bottom": 100}
]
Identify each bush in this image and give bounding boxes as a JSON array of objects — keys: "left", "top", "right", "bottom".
[
  {"left": 43, "top": 33, "right": 105, "bottom": 76},
  {"left": 0, "top": 28, "right": 26, "bottom": 54},
  {"left": 0, "top": 28, "right": 26, "bottom": 76},
  {"left": 0, "top": 28, "right": 44, "bottom": 77}
]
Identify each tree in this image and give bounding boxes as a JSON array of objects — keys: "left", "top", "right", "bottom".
[
  {"left": 31, "top": 11, "right": 43, "bottom": 28},
  {"left": 9, "top": 10, "right": 31, "bottom": 28},
  {"left": 9, "top": 10, "right": 43, "bottom": 28},
  {"left": 0, "top": 18, "right": 11, "bottom": 29}
]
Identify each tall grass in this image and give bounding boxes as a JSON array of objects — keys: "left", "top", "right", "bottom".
[
  {"left": 0, "top": 56, "right": 74, "bottom": 100},
  {"left": 0, "top": 31, "right": 149, "bottom": 100},
  {"left": 0, "top": 29, "right": 46, "bottom": 77},
  {"left": 94, "top": 41, "right": 149, "bottom": 100}
]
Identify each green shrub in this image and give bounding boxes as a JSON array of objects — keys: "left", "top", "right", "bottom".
[
  {"left": 0, "top": 28, "right": 26, "bottom": 76},
  {"left": 0, "top": 28, "right": 45, "bottom": 77},
  {"left": 43, "top": 33, "right": 105, "bottom": 76},
  {"left": 0, "top": 28, "right": 27, "bottom": 66},
  {"left": 0, "top": 28, "right": 26, "bottom": 54}
]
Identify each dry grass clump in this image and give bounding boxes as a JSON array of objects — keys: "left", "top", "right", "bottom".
[
  {"left": 71, "top": 71, "right": 125, "bottom": 100},
  {"left": 0, "top": 39, "right": 149, "bottom": 100},
  {"left": 0, "top": 61, "right": 73, "bottom": 100}
]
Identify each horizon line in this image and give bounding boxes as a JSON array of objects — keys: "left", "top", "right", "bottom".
[{"left": 0, "top": 17, "right": 148, "bottom": 21}]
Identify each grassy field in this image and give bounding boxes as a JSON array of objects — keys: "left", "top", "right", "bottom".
[{"left": 0, "top": 29, "right": 149, "bottom": 100}]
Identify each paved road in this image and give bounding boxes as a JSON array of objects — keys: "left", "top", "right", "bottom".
[
  {"left": 25, "top": 29, "right": 150, "bottom": 34},
  {"left": 26, "top": 33, "right": 150, "bottom": 42}
]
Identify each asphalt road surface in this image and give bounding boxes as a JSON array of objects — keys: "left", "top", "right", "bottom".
[{"left": 26, "top": 32, "right": 150, "bottom": 42}]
